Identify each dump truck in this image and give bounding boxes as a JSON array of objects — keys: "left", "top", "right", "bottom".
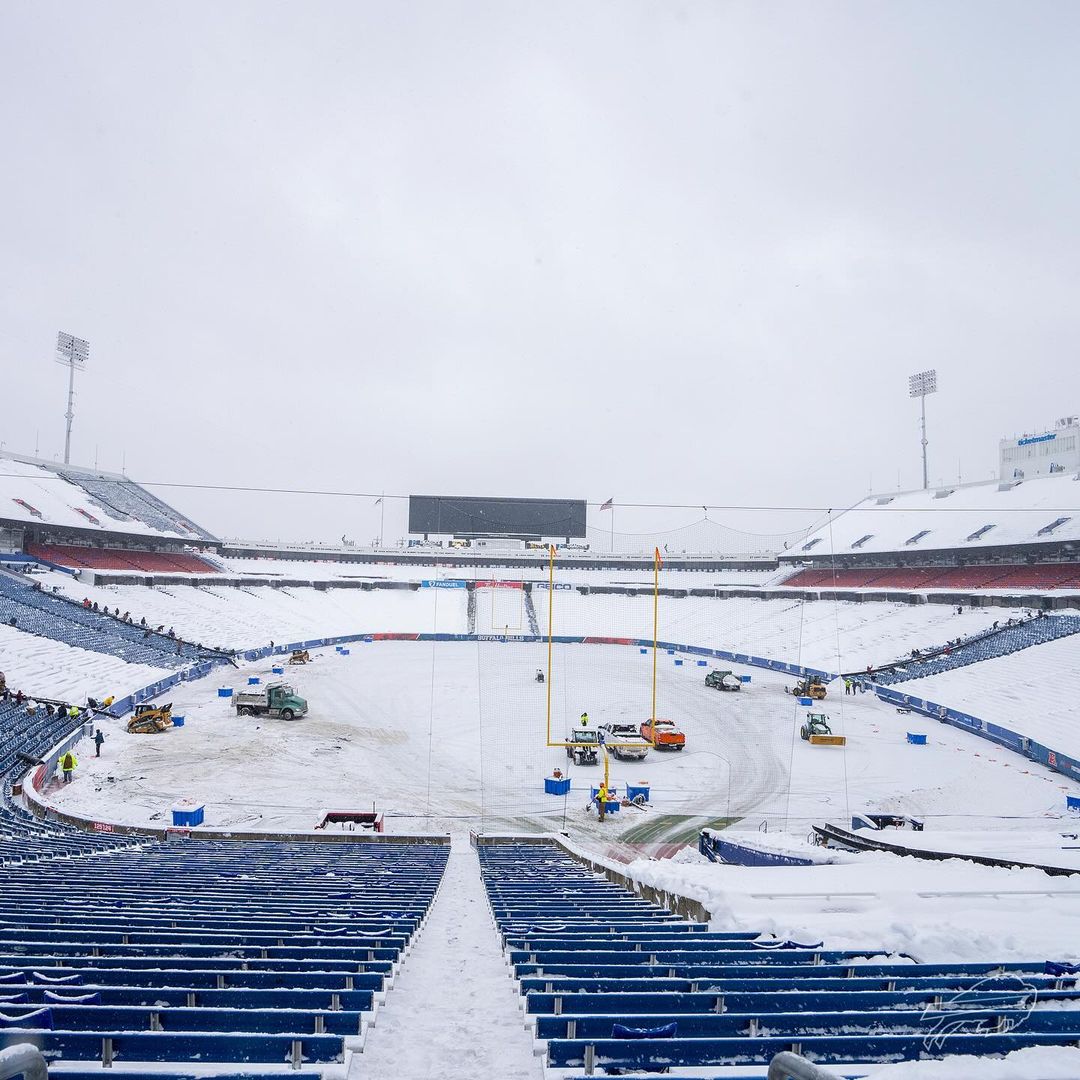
[
  {"left": 598, "top": 723, "right": 650, "bottom": 761},
  {"left": 705, "top": 669, "right": 742, "bottom": 691},
  {"left": 288, "top": 650, "right": 311, "bottom": 665},
  {"left": 790, "top": 676, "right": 828, "bottom": 700},
  {"left": 127, "top": 703, "right": 173, "bottom": 734},
  {"left": 234, "top": 682, "right": 308, "bottom": 720},
  {"left": 640, "top": 718, "right": 686, "bottom": 751},
  {"left": 565, "top": 729, "right": 600, "bottom": 766}
]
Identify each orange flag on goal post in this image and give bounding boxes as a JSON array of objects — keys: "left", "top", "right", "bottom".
[{"left": 655, "top": 546, "right": 663, "bottom": 568}]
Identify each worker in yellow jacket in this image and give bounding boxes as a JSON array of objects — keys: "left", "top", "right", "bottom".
[
  {"left": 60, "top": 750, "right": 78, "bottom": 784},
  {"left": 595, "top": 782, "right": 609, "bottom": 823}
]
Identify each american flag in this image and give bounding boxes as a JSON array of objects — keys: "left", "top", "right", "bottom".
[{"left": 600, "top": 497, "right": 614, "bottom": 511}]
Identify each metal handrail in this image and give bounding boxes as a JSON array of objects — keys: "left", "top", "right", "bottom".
[
  {"left": 767, "top": 1051, "right": 836, "bottom": 1080},
  {"left": 0, "top": 1044, "right": 48, "bottom": 1080}
]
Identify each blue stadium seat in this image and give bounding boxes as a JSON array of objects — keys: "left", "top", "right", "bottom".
[
  {"left": 875, "top": 613, "right": 1080, "bottom": 686},
  {"left": 0, "top": 692, "right": 450, "bottom": 1078},
  {"left": 478, "top": 840, "right": 1080, "bottom": 1073}
]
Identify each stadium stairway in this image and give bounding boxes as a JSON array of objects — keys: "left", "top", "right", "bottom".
[
  {"left": 356, "top": 839, "right": 539, "bottom": 1080},
  {"left": 873, "top": 613, "right": 1080, "bottom": 686},
  {"left": 523, "top": 585, "right": 541, "bottom": 636},
  {"left": 466, "top": 585, "right": 477, "bottom": 635},
  {"left": 477, "top": 839, "right": 1080, "bottom": 1075}
]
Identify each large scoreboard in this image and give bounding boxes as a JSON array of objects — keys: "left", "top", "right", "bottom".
[{"left": 408, "top": 495, "right": 587, "bottom": 539}]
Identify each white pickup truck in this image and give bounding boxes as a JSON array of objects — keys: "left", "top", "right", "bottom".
[{"left": 599, "top": 723, "right": 650, "bottom": 761}]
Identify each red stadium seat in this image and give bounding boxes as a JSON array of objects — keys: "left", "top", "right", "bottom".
[
  {"left": 27, "top": 543, "right": 217, "bottom": 574},
  {"left": 783, "top": 563, "right": 1080, "bottom": 591}
]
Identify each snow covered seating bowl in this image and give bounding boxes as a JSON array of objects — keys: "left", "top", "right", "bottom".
[{"left": 477, "top": 838, "right": 1080, "bottom": 1074}]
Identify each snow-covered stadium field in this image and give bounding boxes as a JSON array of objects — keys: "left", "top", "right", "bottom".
[{"left": 46, "top": 640, "right": 1074, "bottom": 844}]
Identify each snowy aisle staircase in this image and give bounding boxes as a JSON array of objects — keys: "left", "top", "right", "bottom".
[
  {"left": 355, "top": 839, "right": 540, "bottom": 1080},
  {"left": 523, "top": 584, "right": 540, "bottom": 636},
  {"left": 875, "top": 614, "right": 1080, "bottom": 686},
  {"left": 477, "top": 837, "right": 1080, "bottom": 1075},
  {"left": 466, "top": 585, "right": 477, "bottom": 635}
]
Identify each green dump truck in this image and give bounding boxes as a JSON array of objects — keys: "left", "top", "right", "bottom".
[{"left": 234, "top": 682, "right": 308, "bottom": 721}]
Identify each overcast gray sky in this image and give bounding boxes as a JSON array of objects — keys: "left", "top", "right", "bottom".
[{"left": 1, "top": 1, "right": 1076, "bottom": 544}]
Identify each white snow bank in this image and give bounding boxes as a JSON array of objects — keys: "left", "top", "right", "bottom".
[
  {"left": 865, "top": 1044, "right": 1080, "bottom": 1078},
  {"left": 623, "top": 854, "right": 1080, "bottom": 965}
]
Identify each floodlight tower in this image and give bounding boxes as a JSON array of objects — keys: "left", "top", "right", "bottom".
[
  {"left": 908, "top": 368, "right": 938, "bottom": 490},
  {"left": 55, "top": 331, "right": 90, "bottom": 465}
]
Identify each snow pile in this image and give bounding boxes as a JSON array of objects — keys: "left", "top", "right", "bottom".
[
  {"left": 623, "top": 854, "right": 1080, "bottom": 965},
  {"left": 866, "top": 1044, "right": 1080, "bottom": 1078}
]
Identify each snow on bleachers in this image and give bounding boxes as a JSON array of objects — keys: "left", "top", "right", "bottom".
[
  {"left": 0, "top": 575, "right": 203, "bottom": 668},
  {"left": 54, "top": 467, "right": 215, "bottom": 540},
  {"left": 0, "top": 454, "right": 214, "bottom": 541},
  {"left": 0, "top": 623, "right": 171, "bottom": 702},
  {"left": 48, "top": 579, "right": 469, "bottom": 651},
  {"left": 0, "top": 823, "right": 449, "bottom": 1067},
  {"left": 794, "top": 473, "right": 1080, "bottom": 557},
  {"left": 874, "top": 613, "right": 1080, "bottom": 686},
  {"left": 39, "top": 573, "right": 1036, "bottom": 672},
  {"left": 481, "top": 840, "right": 1080, "bottom": 1073},
  {"left": 898, "top": 631, "right": 1080, "bottom": 758},
  {"left": 0, "top": 644, "right": 451, "bottom": 1071}
]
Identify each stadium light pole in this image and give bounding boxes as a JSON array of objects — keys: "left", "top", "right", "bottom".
[
  {"left": 55, "top": 331, "right": 90, "bottom": 465},
  {"left": 908, "top": 369, "right": 938, "bottom": 490}
]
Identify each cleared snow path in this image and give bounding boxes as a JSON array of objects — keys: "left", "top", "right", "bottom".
[{"left": 357, "top": 839, "right": 541, "bottom": 1080}]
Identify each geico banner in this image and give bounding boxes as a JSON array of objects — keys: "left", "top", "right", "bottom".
[{"left": 533, "top": 582, "right": 573, "bottom": 590}]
